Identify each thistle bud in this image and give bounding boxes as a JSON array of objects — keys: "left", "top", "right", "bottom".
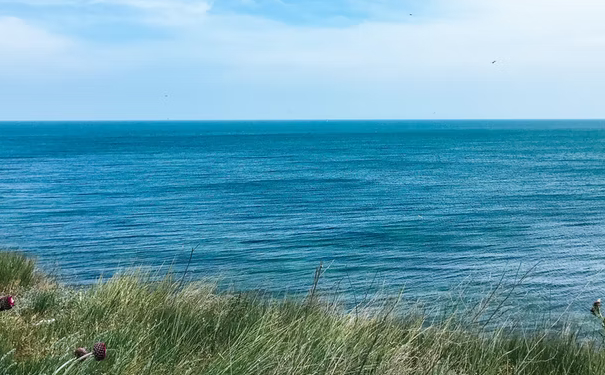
[
  {"left": 74, "top": 348, "right": 88, "bottom": 358},
  {"left": 591, "top": 299, "right": 601, "bottom": 316}
]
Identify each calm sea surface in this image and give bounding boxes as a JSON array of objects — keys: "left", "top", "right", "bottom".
[{"left": 2, "top": 120, "right": 605, "bottom": 319}]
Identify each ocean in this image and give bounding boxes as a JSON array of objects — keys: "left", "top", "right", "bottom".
[{"left": 2, "top": 120, "right": 605, "bottom": 320}]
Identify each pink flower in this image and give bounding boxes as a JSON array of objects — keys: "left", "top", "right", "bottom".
[
  {"left": 0, "top": 295, "right": 14, "bottom": 311},
  {"left": 54, "top": 343, "right": 108, "bottom": 374},
  {"left": 92, "top": 343, "right": 107, "bottom": 361}
]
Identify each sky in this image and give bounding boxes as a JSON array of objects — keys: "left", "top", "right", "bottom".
[{"left": 1, "top": 0, "right": 605, "bottom": 120}]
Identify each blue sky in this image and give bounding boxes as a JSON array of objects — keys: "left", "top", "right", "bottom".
[{"left": 1, "top": 0, "right": 605, "bottom": 120}]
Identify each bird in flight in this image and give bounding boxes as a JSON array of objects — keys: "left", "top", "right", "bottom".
[{"left": 492, "top": 60, "right": 497, "bottom": 64}]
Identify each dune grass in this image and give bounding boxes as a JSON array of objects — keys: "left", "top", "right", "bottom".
[
  {"left": 1, "top": 251, "right": 604, "bottom": 375},
  {"left": 0, "top": 252, "right": 37, "bottom": 292}
]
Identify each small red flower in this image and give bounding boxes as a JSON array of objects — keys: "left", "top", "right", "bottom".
[
  {"left": 0, "top": 295, "right": 14, "bottom": 311},
  {"left": 92, "top": 342, "right": 106, "bottom": 361}
]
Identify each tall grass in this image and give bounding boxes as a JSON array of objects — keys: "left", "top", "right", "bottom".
[
  {"left": 0, "top": 251, "right": 604, "bottom": 374},
  {"left": 0, "top": 251, "right": 37, "bottom": 291}
]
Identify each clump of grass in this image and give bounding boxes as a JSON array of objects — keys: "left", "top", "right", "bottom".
[
  {"left": 0, "top": 251, "right": 37, "bottom": 290},
  {"left": 26, "top": 289, "right": 62, "bottom": 315},
  {"left": 1, "top": 251, "right": 605, "bottom": 374}
]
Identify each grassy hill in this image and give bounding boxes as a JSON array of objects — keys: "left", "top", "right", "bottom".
[{"left": 0, "top": 250, "right": 603, "bottom": 375}]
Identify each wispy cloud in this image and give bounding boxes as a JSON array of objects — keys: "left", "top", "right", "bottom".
[
  {"left": 0, "top": 0, "right": 211, "bottom": 27},
  {"left": 0, "top": 16, "right": 73, "bottom": 69},
  {"left": 4, "top": 0, "right": 605, "bottom": 75},
  {"left": 1, "top": 0, "right": 605, "bottom": 119}
]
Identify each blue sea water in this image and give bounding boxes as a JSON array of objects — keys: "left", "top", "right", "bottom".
[{"left": 2, "top": 120, "right": 605, "bottom": 320}]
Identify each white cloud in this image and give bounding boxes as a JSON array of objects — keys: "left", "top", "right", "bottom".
[
  {"left": 0, "top": 16, "right": 153, "bottom": 80},
  {"left": 0, "top": 16, "right": 72, "bottom": 65},
  {"left": 2, "top": 0, "right": 605, "bottom": 101},
  {"left": 183, "top": 0, "right": 605, "bottom": 80}
]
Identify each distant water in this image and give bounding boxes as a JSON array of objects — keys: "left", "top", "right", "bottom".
[{"left": 2, "top": 120, "right": 605, "bottom": 320}]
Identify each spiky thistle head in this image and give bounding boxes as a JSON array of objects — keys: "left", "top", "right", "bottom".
[
  {"left": 92, "top": 343, "right": 106, "bottom": 361},
  {"left": 0, "top": 296, "right": 14, "bottom": 311}
]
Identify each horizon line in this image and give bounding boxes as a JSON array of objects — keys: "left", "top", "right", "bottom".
[{"left": 2, "top": 118, "right": 605, "bottom": 123}]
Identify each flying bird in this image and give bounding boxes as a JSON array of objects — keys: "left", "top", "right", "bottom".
[{"left": 492, "top": 60, "right": 497, "bottom": 64}]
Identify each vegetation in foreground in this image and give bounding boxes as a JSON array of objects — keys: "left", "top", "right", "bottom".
[{"left": 0, "top": 250, "right": 604, "bottom": 375}]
